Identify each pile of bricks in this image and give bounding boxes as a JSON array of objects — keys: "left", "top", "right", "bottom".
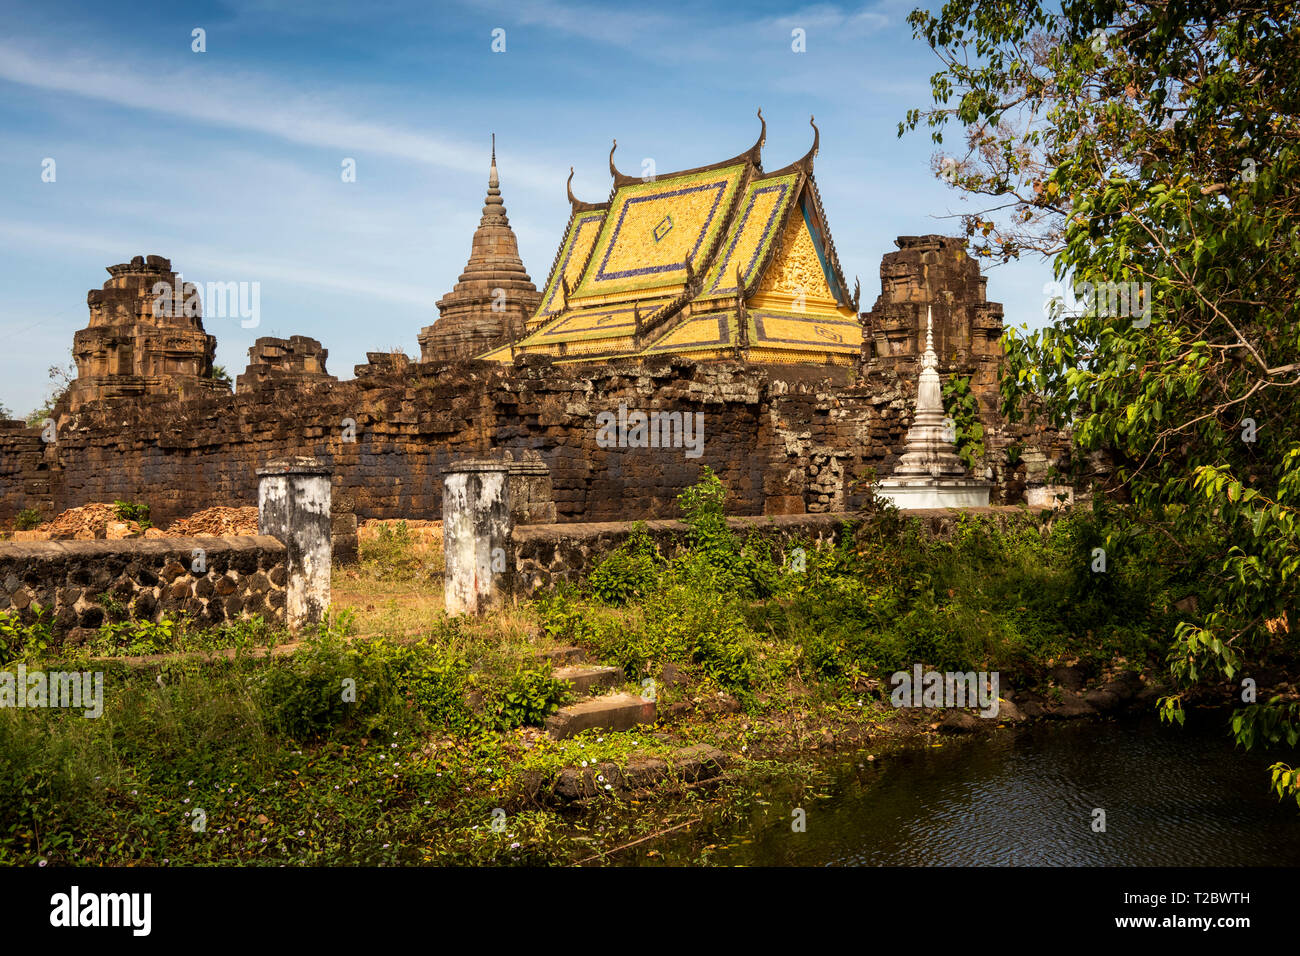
[{"left": 161, "top": 506, "right": 259, "bottom": 537}]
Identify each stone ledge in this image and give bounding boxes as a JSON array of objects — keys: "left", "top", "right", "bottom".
[{"left": 0, "top": 535, "right": 286, "bottom": 560}]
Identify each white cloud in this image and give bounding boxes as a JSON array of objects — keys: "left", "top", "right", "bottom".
[{"left": 0, "top": 38, "right": 562, "bottom": 192}]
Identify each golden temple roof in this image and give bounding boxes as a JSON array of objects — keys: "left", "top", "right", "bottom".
[{"left": 478, "top": 114, "right": 861, "bottom": 366}]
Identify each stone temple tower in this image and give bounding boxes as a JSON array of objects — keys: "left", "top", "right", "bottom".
[
  {"left": 65, "top": 255, "right": 229, "bottom": 411},
  {"left": 860, "top": 235, "right": 1004, "bottom": 418},
  {"left": 418, "top": 138, "right": 541, "bottom": 363}
]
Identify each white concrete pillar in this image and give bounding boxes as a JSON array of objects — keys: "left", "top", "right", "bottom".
[
  {"left": 443, "top": 460, "right": 511, "bottom": 616},
  {"left": 258, "top": 457, "right": 332, "bottom": 629}
]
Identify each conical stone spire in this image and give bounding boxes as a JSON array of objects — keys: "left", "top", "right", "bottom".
[
  {"left": 891, "top": 306, "right": 967, "bottom": 478},
  {"left": 482, "top": 134, "right": 505, "bottom": 222},
  {"left": 418, "top": 137, "right": 541, "bottom": 363}
]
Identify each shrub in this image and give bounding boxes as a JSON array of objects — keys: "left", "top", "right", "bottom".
[
  {"left": 15, "top": 508, "right": 42, "bottom": 531},
  {"left": 674, "top": 467, "right": 778, "bottom": 598},
  {"left": 360, "top": 521, "right": 434, "bottom": 579},
  {"left": 0, "top": 610, "right": 52, "bottom": 664},
  {"left": 536, "top": 585, "right": 592, "bottom": 644},
  {"left": 113, "top": 500, "right": 151, "bottom": 527},
  {"left": 587, "top": 525, "right": 664, "bottom": 605},
  {"left": 90, "top": 617, "right": 180, "bottom": 656},
  {"left": 583, "top": 577, "right": 759, "bottom": 694},
  {"left": 488, "top": 663, "right": 570, "bottom": 731},
  {"left": 257, "top": 631, "right": 374, "bottom": 740}
]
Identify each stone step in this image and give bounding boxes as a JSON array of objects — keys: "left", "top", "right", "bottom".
[
  {"left": 545, "top": 692, "right": 657, "bottom": 740},
  {"left": 539, "top": 744, "right": 730, "bottom": 803},
  {"left": 554, "top": 664, "right": 622, "bottom": 696},
  {"left": 538, "top": 646, "right": 588, "bottom": 666}
]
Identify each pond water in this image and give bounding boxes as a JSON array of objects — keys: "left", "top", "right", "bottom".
[{"left": 648, "top": 712, "right": 1300, "bottom": 866}]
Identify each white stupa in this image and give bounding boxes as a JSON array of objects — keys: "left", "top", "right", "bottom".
[{"left": 876, "top": 306, "right": 992, "bottom": 510}]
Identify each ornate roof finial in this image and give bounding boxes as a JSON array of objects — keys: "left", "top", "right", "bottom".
[
  {"left": 749, "top": 108, "right": 767, "bottom": 167},
  {"left": 609, "top": 139, "right": 622, "bottom": 180},
  {"left": 788, "top": 114, "right": 820, "bottom": 174},
  {"left": 566, "top": 166, "right": 577, "bottom": 204}
]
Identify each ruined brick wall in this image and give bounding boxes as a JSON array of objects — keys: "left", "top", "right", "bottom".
[
  {"left": 0, "top": 356, "right": 1070, "bottom": 527},
  {"left": 0, "top": 422, "right": 54, "bottom": 525},
  {"left": 0, "top": 536, "right": 287, "bottom": 641}
]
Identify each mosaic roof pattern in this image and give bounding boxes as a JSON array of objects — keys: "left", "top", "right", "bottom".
[
  {"left": 533, "top": 210, "right": 606, "bottom": 323},
  {"left": 573, "top": 164, "right": 746, "bottom": 297},
  {"left": 531, "top": 299, "right": 672, "bottom": 344},
  {"left": 642, "top": 311, "right": 736, "bottom": 354},
  {"left": 701, "top": 173, "right": 797, "bottom": 299},
  {"left": 747, "top": 309, "right": 862, "bottom": 353}
]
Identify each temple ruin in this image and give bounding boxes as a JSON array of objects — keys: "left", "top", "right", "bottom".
[
  {"left": 65, "top": 255, "right": 229, "bottom": 412},
  {"left": 1, "top": 119, "right": 1076, "bottom": 528},
  {"left": 235, "top": 336, "right": 337, "bottom": 393}
]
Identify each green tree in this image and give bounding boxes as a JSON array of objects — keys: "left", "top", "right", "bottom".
[
  {"left": 904, "top": 0, "right": 1300, "bottom": 803},
  {"left": 26, "top": 357, "right": 76, "bottom": 426}
]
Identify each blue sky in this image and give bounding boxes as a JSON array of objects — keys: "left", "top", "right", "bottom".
[{"left": 0, "top": 0, "right": 1054, "bottom": 416}]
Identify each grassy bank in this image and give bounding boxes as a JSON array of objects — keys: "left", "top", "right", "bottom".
[{"left": 0, "top": 471, "right": 1197, "bottom": 865}]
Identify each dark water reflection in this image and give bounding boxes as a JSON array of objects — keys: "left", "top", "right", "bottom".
[{"left": 652, "top": 714, "right": 1300, "bottom": 866}]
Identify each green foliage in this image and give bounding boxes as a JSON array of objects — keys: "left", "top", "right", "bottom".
[
  {"left": 789, "top": 510, "right": 1167, "bottom": 681},
  {"left": 359, "top": 520, "right": 436, "bottom": 580},
  {"left": 675, "top": 466, "right": 778, "bottom": 599},
  {"left": 941, "top": 375, "right": 985, "bottom": 470},
  {"left": 488, "top": 664, "right": 570, "bottom": 731},
  {"left": 210, "top": 365, "right": 232, "bottom": 383},
  {"left": 90, "top": 617, "right": 180, "bottom": 656},
  {"left": 587, "top": 525, "right": 664, "bottom": 605},
  {"left": 904, "top": 0, "right": 1300, "bottom": 805},
  {"left": 24, "top": 405, "right": 54, "bottom": 429},
  {"left": 256, "top": 630, "right": 385, "bottom": 741},
  {"left": 112, "top": 500, "right": 151, "bottom": 528},
  {"left": 0, "top": 610, "right": 52, "bottom": 665},
  {"left": 15, "top": 508, "right": 42, "bottom": 531}
]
